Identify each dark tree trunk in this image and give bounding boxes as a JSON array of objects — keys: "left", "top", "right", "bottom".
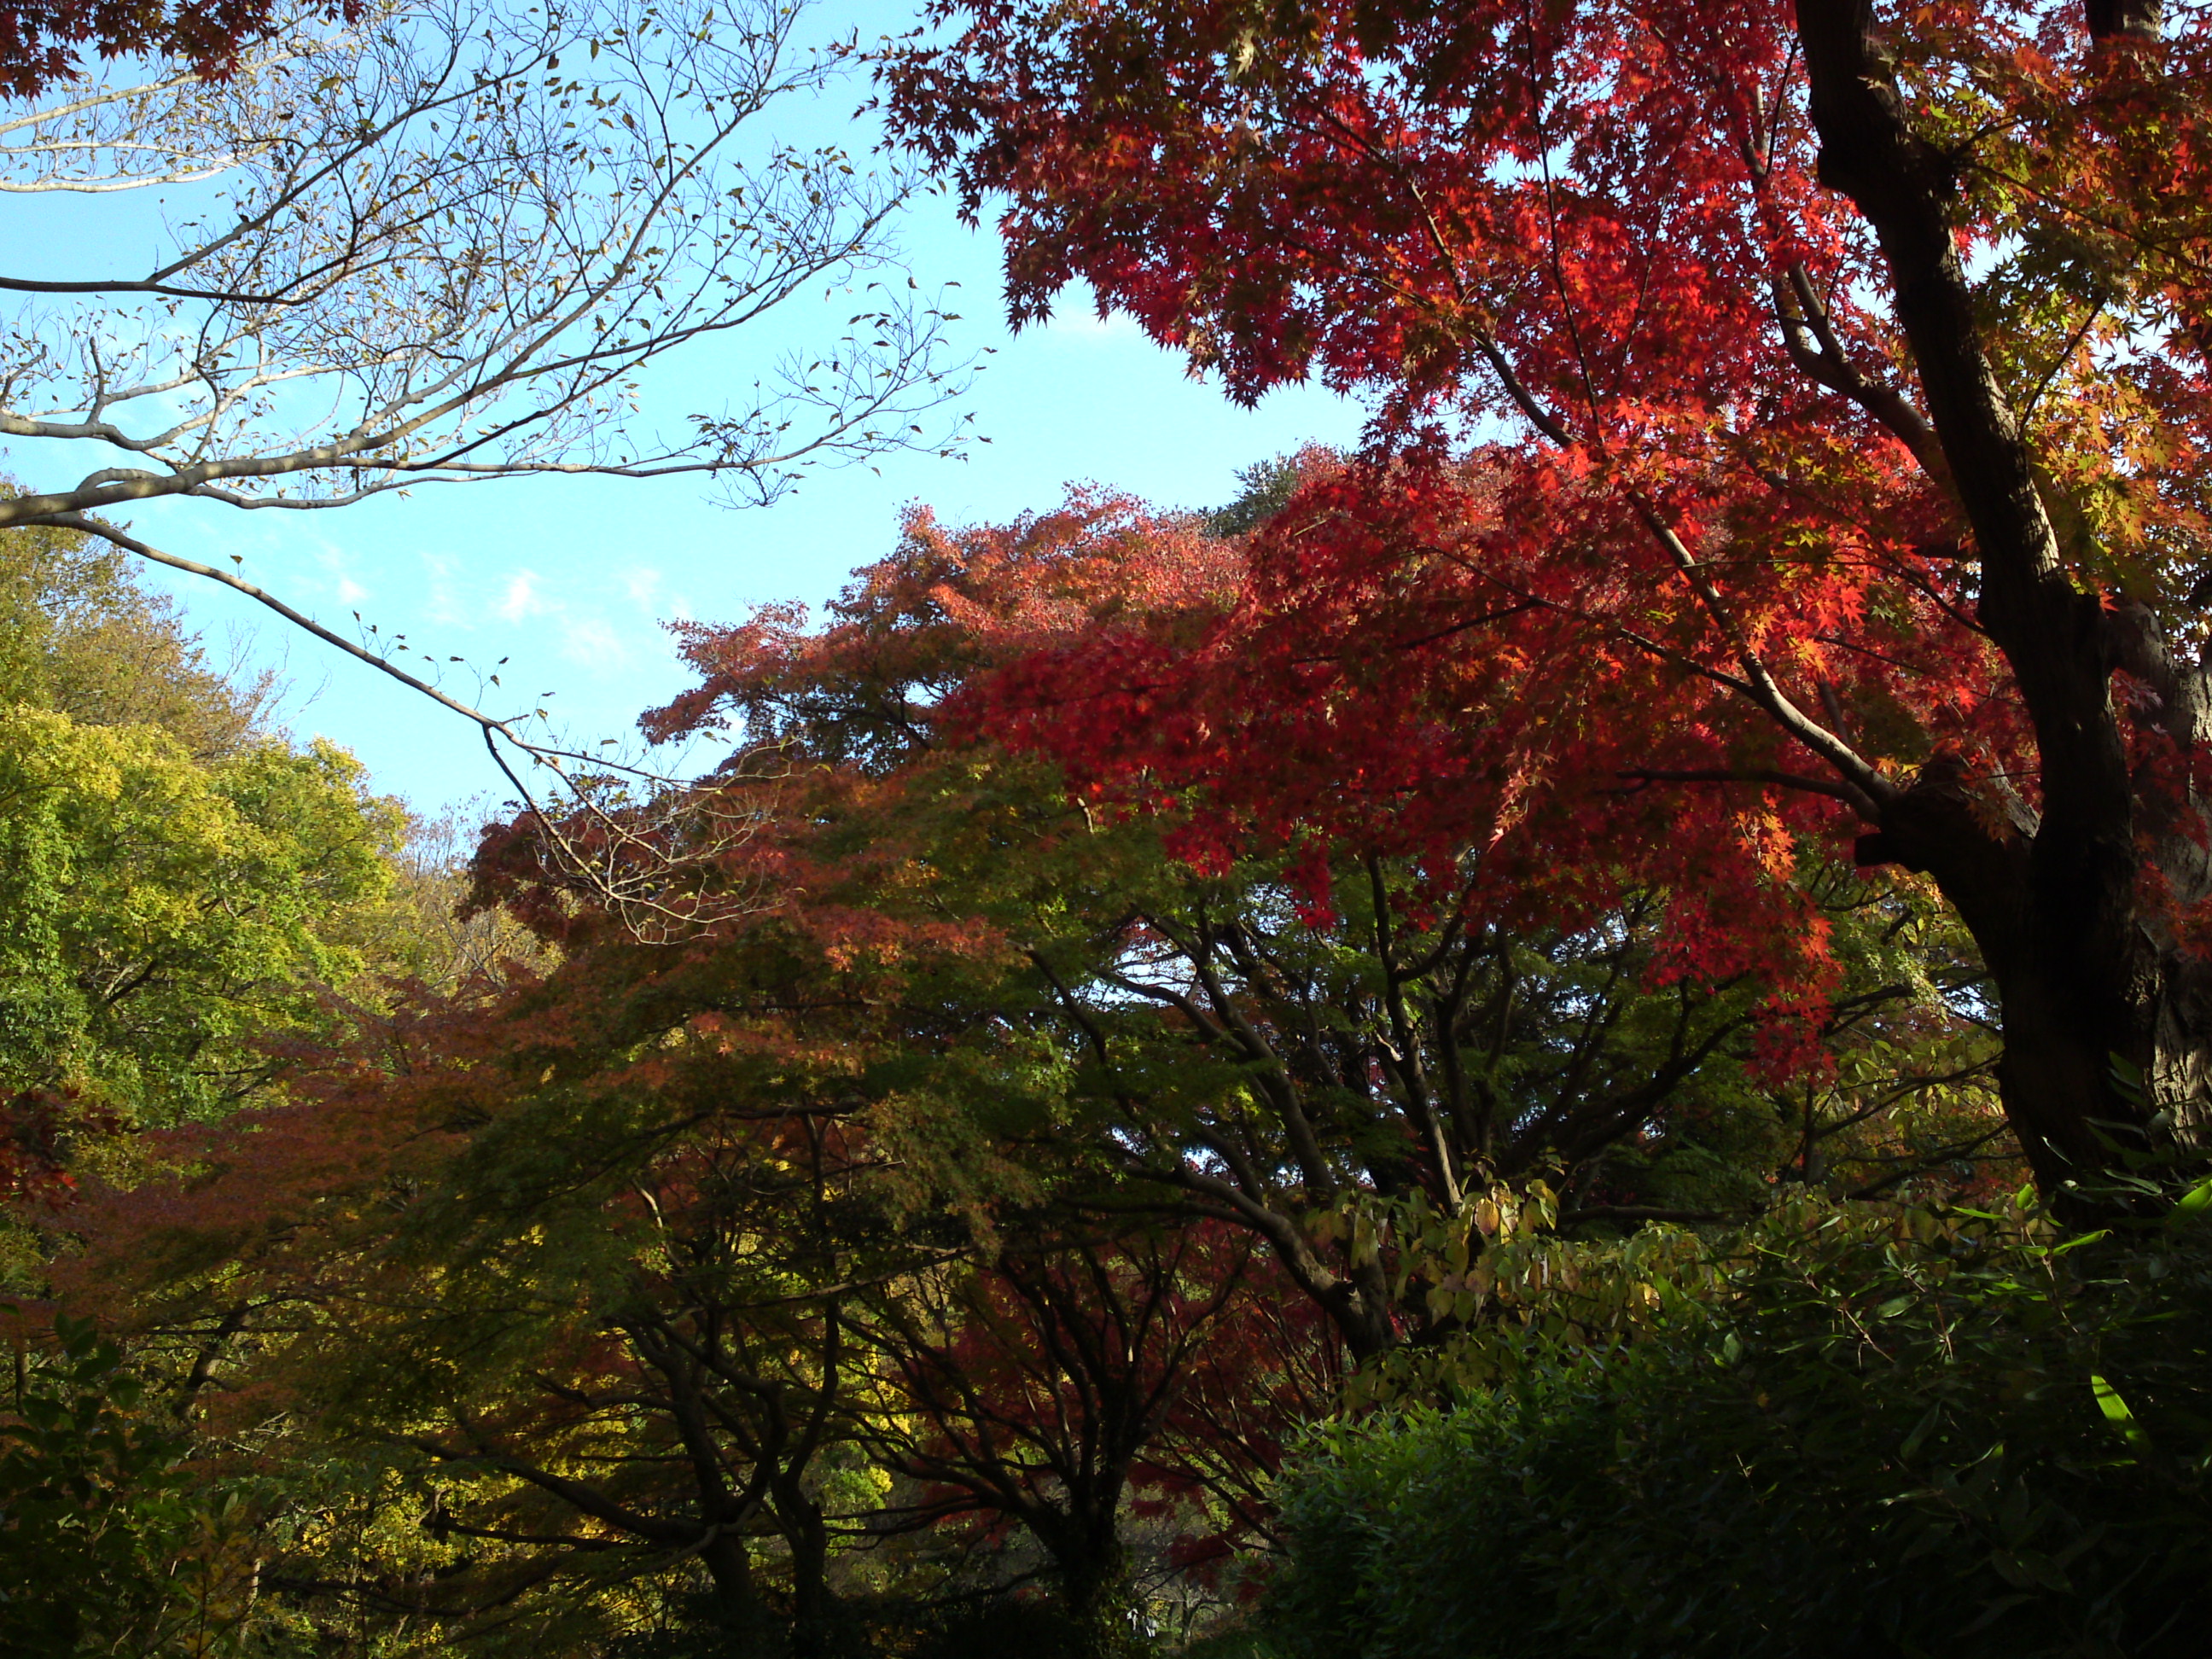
[
  {"left": 701, "top": 1528, "right": 764, "bottom": 1633},
  {"left": 1796, "top": 0, "right": 2210, "bottom": 1202},
  {"left": 1039, "top": 1517, "right": 1137, "bottom": 1657},
  {"left": 774, "top": 1481, "right": 842, "bottom": 1658},
  {"left": 1322, "top": 1255, "right": 1400, "bottom": 1363},
  {"left": 2085, "top": 0, "right": 2162, "bottom": 41}
]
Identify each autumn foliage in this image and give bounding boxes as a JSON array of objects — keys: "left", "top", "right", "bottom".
[
  {"left": 0, "top": 0, "right": 358, "bottom": 96},
  {"left": 883, "top": 0, "right": 2212, "bottom": 1194},
  {"left": 18, "top": 0, "right": 2212, "bottom": 1651}
]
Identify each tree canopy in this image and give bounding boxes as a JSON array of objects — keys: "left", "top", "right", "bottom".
[
  {"left": 0, "top": 514, "right": 405, "bottom": 1188},
  {"left": 882, "top": 0, "right": 2212, "bottom": 1204},
  {"left": 10, "top": 0, "right": 2212, "bottom": 1653}
]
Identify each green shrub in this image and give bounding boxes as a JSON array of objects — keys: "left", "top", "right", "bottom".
[
  {"left": 0, "top": 1313, "right": 259, "bottom": 1657},
  {"left": 1267, "top": 1194, "right": 2212, "bottom": 1659}
]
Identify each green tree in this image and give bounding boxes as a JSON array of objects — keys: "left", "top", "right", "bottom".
[
  {"left": 0, "top": 1311, "right": 261, "bottom": 1658},
  {"left": 0, "top": 510, "right": 273, "bottom": 761},
  {"left": 0, "top": 706, "right": 399, "bottom": 1140},
  {"left": 63, "top": 874, "right": 989, "bottom": 1656},
  {"left": 1, "top": 509, "right": 407, "bottom": 1161}
]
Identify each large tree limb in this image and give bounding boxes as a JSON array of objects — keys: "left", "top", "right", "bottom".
[
  {"left": 1795, "top": 0, "right": 2161, "bottom": 1182},
  {"left": 1794, "top": 0, "right": 2125, "bottom": 839}
]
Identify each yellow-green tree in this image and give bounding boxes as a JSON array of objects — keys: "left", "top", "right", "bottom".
[{"left": 0, "top": 513, "right": 403, "bottom": 1179}]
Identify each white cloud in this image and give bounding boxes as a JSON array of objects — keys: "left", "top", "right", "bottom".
[
  {"left": 1039, "top": 282, "right": 1144, "bottom": 341},
  {"left": 496, "top": 568, "right": 550, "bottom": 622},
  {"left": 1043, "top": 306, "right": 1143, "bottom": 341},
  {"left": 306, "top": 540, "right": 371, "bottom": 609},
  {"left": 559, "top": 614, "right": 630, "bottom": 667},
  {"left": 417, "top": 550, "right": 467, "bottom": 627}
]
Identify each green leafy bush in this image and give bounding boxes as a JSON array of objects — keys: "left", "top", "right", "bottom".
[
  {"left": 1267, "top": 1194, "right": 2212, "bottom": 1659},
  {"left": 0, "top": 1313, "right": 258, "bottom": 1657}
]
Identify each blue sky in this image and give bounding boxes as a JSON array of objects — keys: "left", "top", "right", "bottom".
[{"left": 3, "top": 8, "right": 1367, "bottom": 813}]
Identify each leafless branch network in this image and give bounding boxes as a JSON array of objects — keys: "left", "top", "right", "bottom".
[
  {"left": 0, "top": 0, "right": 975, "bottom": 934},
  {"left": 0, "top": 0, "right": 969, "bottom": 518}
]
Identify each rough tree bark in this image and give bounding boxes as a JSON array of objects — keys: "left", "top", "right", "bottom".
[{"left": 1796, "top": 0, "right": 2209, "bottom": 1199}]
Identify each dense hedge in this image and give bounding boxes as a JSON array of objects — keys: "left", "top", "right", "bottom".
[{"left": 1266, "top": 1196, "right": 2212, "bottom": 1659}]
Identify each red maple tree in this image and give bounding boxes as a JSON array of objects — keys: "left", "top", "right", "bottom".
[
  {"left": 882, "top": 0, "right": 2212, "bottom": 1196},
  {"left": 1136, "top": 1250, "right": 1342, "bottom": 1574},
  {"left": 853, "top": 1222, "right": 1266, "bottom": 1628},
  {"left": 651, "top": 482, "right": 2007, "bottom": 1358},
  {"left": 0, "top": 0, "right": 357, "bottom": 97}
]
